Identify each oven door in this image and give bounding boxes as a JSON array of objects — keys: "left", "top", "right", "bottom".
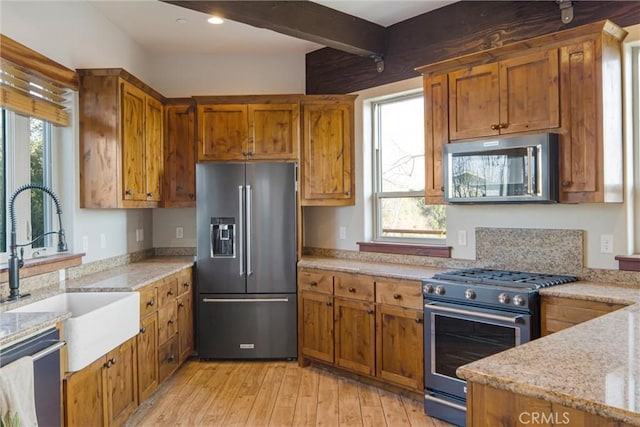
[{"left": 424, "top": 300, "right": 532, "bottom": 400}]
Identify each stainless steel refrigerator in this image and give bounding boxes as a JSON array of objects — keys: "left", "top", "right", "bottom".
[{"left": 196, "top": 162, "right": 297, "bottom": 359}]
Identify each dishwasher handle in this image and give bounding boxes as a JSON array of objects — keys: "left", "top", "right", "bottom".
[{"left": 32, "top": 341, "right": 66, "bottom": 362}]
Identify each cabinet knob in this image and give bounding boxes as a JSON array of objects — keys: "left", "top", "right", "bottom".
[
  {"left": 309, "top": 281, "right": 318, "bottom": 287},
  {"left": 183, "top": 282, "right": 190, "bottom": 289},
  {"left": 189, "top": 193, "right": 195, "bottom": 200},
  {"left": 125, "top": 189, "right": 132, "bottom": 196},
  {"left": 345, "top": 191, "right": 351, "bottom": 196},
  {"left": 104, "top": 360, "right": 113, "bottom": 368},
  {"left": 168, "top": 355, "right": 176, "bottom": 362},
  {"left": 110, "top": 358, "right": 117, "bottom": 365},
  {"left": 562, "top": 181, "right": 571, "bottom": 187},
  {"left": 325, "top": 301, "right": 332, "bottom": 306},
  {"left": 490, "top": 124, "right": 499, "bottom": 130},
  {"left": 393, "top": 293, "right": 401, "bottom": 300},
  {"left": 140, "top": 327, "right": 146, "bottom": 334},
  {"left": 440, "top": 186, "right": 445, "bottom": 192},
  {"left": 168, "top": 319, "right": 175, "bottom": 325},
  {"left": 366, "top": 308, "right": 374, "bottom": 315},
  {"left": 179, "top": 302, "right": 185, "bottom": 308},
  {"left": 348, "top": 287, "right": 356, "bottom": 293},
  {"left": 167, "top": 290, "right": 174, "bottom": 296},
  {"left": 249, "top": 151, "right": 255, "bottom": 156},
  {"left": 147, "top": 192, "right": 153, "bottom": 198},
  {"left": 147, "top": 299, "right": 155, "bottom": 307},
  {"left": 415, "top": 317, "right": 422, "bottom": 324},
  {"left": 242, "top": 151, "right": 248, "bottom": 156}
]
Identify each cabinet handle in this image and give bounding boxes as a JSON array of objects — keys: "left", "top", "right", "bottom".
[
  {"left": 440, "top": 186, "right": 445, "bottom": 192},
  {"left": 179, "top": 302, "right": 185, "bottom": 308},
  {"left": 189, "top": 193, "right": 195, "bottom": 200},
  {"left": 309, "top": 281, "right": 318, "bottom": 287},
  {"left": 490, "top": 124, "right": 499, "bottom": 130},
  {"left": 168, "top": 355, "right": 176, "bottom": 362},
  {"left": 168, "top": 319, "right": 175, "bottom": 325},
  {"left": 249, "top": 151, "right": 255, "bottom": 156},
  {"left": 345, "top": 191, "right": 351, "bottom": 196},
  {"left": 125, "top": 189, "right": 132, "bottom": 196},
  {"left": 562, "top": 181, "right": 571, "bottom": 187},
  {"left": 110, "top": 358, "right": 117, "bottom": 365},
  {"left": 415, "top": 317, "right": 422, "bottom": 324},
  {"left": 147, "top": 192, "right": 153, "bottom": 198},
  {"left": 242, "top": 151, "right": 248, "bottom": 156},
  {"left": 348, "top": 287, "right": 356, "bottom": 293},
  {"left": 325, "top": 301, "right": 332, "bottom": 306},
  {"left": 367, "top": 308, "right": 374, "bottom": 315},
  {"left": 167, "top": 290, "right": 174, "bottom": 296},
  {"left": 140, "top": 327, "right": 146, "bottom": 334},
  {"left": 393, "top": 293, "right": 401, "bottom": 299},
  {"left": 104, "top": 359, "right": 113, "bottom": 368},
  {"left": 147, "top": 299, "right": 155, "bottom": 307},
  {"left": 183, "top": 282, "right": 190, "bottom": 289}
]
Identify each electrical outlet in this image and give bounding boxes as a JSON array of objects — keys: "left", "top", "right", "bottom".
[
  {"left": 458, "top": 230, "right": 467, "bottom": 246},
  {"left": 139, "top": 228, "right": 144, "bottom": 242},
  {"left": 82, "top": 236, "right": 89, "bottom": 252},
  {"left": 58, "top": 269, "right": 66, "bottom": 283},
  {"left": 600, "top": 234, "right": 613, "bottom": 254},
  {"left": 339, "top": 226, "right": 346, "bottom": 240},
  {"left": 176, "top": 227, "right": 184, "bottom": 239},
  {"left": 100, "top": 233, "right": 106, "bottom": 249}
]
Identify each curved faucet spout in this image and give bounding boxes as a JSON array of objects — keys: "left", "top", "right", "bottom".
[{"left": 6, "top": 184, "right": 67, "bottom": 302}]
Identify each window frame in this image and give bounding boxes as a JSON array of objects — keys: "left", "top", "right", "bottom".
[{"left": 371, "top": 91, "right": 446, "bottom": 245}]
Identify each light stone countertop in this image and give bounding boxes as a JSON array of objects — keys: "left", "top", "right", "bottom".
[
  {"left": 298, "top": 256, "right": 446, "bottom": 280},
  {"left": 0, "top": 256, "right": 194, "bottom": 350},
  {"left": 458, "top": 282, "right": 640, "bottom": 425}
]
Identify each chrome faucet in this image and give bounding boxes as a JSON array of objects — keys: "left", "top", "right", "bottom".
[{"left": 6, "top": 184, "right": 68, "bottom": 301}]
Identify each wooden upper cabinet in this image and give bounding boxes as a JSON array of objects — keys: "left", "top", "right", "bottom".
[
  {"left": 163, "top": 102, "right": 196, "bottom": 207},
  {"left": 424, "top": 73, "right": 449, "bottom": 204},
  {"left": 449, "top": 50, "right": 559, "bottom": 140},
  {"left": 300, "top": 95, "right": 356, "bottom": 206},
  {"left": 197, "top": 97, "right": 300, "bottom": 161},
  {"left": 79, "top": 69, "right": 164, "bottom": 208}
]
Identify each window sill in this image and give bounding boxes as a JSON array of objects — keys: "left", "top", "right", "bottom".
[
  {"left": 614, "top": 255, "right": 640, "bottom": 272},
  {"left": 0, "top": 253, "right": 84, "bottom": 283},
  {"left": 357, "top": 241, "right": 451, "bottom": 258}
]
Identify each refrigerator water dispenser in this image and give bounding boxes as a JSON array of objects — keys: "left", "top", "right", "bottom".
[{"left": 210, "top": 217, "right": 236, "bottom": 258}]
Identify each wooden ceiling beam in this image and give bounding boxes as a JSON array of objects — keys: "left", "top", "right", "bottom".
[{"left": 162, "top": 1, "right": 386, "bottom": 57}]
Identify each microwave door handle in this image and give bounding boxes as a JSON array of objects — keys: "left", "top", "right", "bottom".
[{"left": 526, "top": 146, "right": 535, "bottom": 195}]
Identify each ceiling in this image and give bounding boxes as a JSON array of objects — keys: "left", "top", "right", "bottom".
[{"left": 89, "top": 0, "right": 456, "bottom": 56}]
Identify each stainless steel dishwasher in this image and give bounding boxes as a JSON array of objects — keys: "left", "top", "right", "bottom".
[{"left": 0, "top": 328, "right": 65, "bottom": 427}]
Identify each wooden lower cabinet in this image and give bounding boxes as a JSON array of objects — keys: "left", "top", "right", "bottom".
[
  {"left": 541, "top": 296, "right": 626, "bottom": 336},
  {"left": 376, "top": 305, "right": 424, "bottom": 390},
  {"left": 136, "top": 312, "right": 159, "bottom": 402},
  {"left": 158, "top": 336, "right": 180, "bottom": 382},
  {"left": 467, "top": 382, "right": 626, "bottom": 427},
  {"left": 64, "top": 336, "right": 138, "bottom": 427},
  {"left": 299, "top": 290, "right": 334, "bottom": 363},
  {"left": 177, "top": 291, "right": 194, "bottom": 364},
  {"left": 334, "top": 297, "right": 376, "bottom": 376}
]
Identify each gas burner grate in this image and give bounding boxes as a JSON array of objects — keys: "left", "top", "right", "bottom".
[{"left": 433, "top": 268, "right": 578, "bottom": 289}]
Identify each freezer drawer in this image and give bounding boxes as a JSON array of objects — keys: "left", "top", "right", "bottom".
[{"left": 198, "top": 293, "right": 297, "bottom": 360}]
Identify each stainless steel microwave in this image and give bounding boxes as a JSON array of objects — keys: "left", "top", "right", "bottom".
[{"left": 444, "top": 134, "right": 559, "bottom": 203}]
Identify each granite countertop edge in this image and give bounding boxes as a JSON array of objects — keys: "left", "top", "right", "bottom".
[
  {"left": 0, "top": 311, "right": 70, "bottom": 348},
  {"left": 298, "top": 256, "right": 446, "bottom": 280}
]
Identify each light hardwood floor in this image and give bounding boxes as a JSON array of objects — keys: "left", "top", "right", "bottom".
[{"left": 125, "top": 360, "right": 454, "bottom": 427}]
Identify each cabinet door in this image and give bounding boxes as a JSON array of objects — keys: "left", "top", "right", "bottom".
[
  {"left": 145, "top": 95, "right": 163, "bottom": 202},
  {"left": 137, "top": 312, "right": 159, "bottom": 403},
  {"left": 121, "top": 82, "right": 147, "bottom": 200},
  {"left": 376, "top": 305, "right": 423, "bottom": 391},
  {"left": 424, "top": 74, "right": 448, "bottom": 204},
  {"left": 334, "top": 297, "right": 375, "bottom": 376},
  {"left": 63, "top": 357, "right": 106, "bottom": 427},
  {"left": 448, "top": 63, "right": 499, "bottom": 140},
  {"left": 164, "top": 104, "right": 196, "bottom": 207},
  {"left": 177, "top": 291, "right": 194, "bottom": 363},
  {"left": 105, "top": 337, "right": 138, "bottom": 427},
  {"left": 301, "top": 102, "right": 354, "bottom": 205},
  {"left": 248, "top": 104, "right": 299, "bottom": 160},
  {"left": 499, "top": 49, "right": 559, "bottom": 135},
  {"left": 197, "top": 104, "right": 248, "bottom": 161},
  {"left": 158, "top": 301, "right": 178, "bottom": 344},
  {"left": 299, "top": 291, "right": 334, "bottom": 363}
]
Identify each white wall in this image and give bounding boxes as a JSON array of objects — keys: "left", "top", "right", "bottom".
[{"left": 303, "top": 77, "right": 631, "bottom": 270}]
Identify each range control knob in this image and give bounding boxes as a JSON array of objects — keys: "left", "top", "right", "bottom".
[
  {"left": 423, "top": 284, "right": 434, "bottom": 294},
  {"left": 464, "top": 289, "right": 476, "bottom": 300},
  {"left": 435, "top": 286, "right": 446, "bottom": 296},
  {"left": 498, "top": 293, "right": 510, "bottom": 304},
  {"left": 512, "top": 295, "right": 526, "bottom": 306}
]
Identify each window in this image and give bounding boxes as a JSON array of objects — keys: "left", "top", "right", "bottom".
[
  {"left": 372, "top": 93, "right": 446, "bottom": 243},
  {"left": 1, "top": 108, "right": 54, "bottom": 259}
]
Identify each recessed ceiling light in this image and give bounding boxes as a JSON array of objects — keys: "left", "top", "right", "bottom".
[
  {"left": 207, "top": 16, "right": 224, "bottom": 25},
  {"left": 176, "top": 18, "right": 187, "bottom": 24}
]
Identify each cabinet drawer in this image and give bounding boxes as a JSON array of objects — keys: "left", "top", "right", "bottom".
[
  {"left": 375, "top": 278, "right": 423, "bottom": 310},
  {"left": 298, "top": 269, "right": 333, "bottom": 294},
  {"left": 176, "top": 268, "right": 193, "bottom": 297},
  {"left": 139, "top": 286, "right": 158, "bottom": 318},
  {"left": 158, "top": 336, "right": 179, "bottom": 383},
  {"left": 334, "top": 273, "right": 374, "bottom": 302},
  {"left": 157, "top": 276, "right": 178, "bottom": 308},
  {"left": 158, "top": 302, "right": 178, "bottom": 344}
]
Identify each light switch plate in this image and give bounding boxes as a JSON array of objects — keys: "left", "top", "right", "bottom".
[
  {"left": 458, "top": 230, "right": 467, "bottom": 246},
  {"left": 600, "top": 234, "right": 613, "bottom": 254},
  {"left": 176, "top": 227, "right": 184, "bottom": 239}
]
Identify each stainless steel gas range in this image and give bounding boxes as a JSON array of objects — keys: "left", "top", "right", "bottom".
[{"left": 422, "top": 268, "right": 578, "bottom": 426}]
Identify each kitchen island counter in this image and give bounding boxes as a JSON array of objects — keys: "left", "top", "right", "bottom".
[{"left": 458, "top": 281, "right": 640, "bottom": 425}]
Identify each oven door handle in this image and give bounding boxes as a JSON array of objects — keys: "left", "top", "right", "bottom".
[
  {"left": 424, "top": 393, "right": 467, "bottom": 412},
  {"left": 425, "top": 302, "right": 523, "bottom": 324}
]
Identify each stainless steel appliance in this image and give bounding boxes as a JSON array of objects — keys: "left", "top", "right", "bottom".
[
  {"left": 444, "top": 133, "right": 558, "bottom": 203},
  {"left": 196, "top": 162, "right": 297, "bottom": 360},
  {"left": 423, "top": 268, "right": 577, "bottom": 426},
  {"left": 0, "top": 328, "right": 66, "bottom": 426}
]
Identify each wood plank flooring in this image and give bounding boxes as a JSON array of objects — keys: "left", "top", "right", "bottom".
[{"left": 125, "top": 360, "right": 454, "bottom": 427}]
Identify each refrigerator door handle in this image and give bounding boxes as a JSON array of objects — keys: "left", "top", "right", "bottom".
[
  {"left": 246, "top": 185, "right": 253, "bottom": 276},
  {"left": 202, "top": 297, "right": 290, "bottom": 303},
  {"left": 238, "top": 185, "right": 244, "bottom": 276}
]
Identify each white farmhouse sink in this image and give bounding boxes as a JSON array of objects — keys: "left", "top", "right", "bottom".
[{"left": 9, "top": 292, "right": 140, "bottom": 372}]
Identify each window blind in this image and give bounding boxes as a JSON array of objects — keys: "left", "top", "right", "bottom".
[{"left": 0, "top": 34, "right": 78, "bottom": 126}]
